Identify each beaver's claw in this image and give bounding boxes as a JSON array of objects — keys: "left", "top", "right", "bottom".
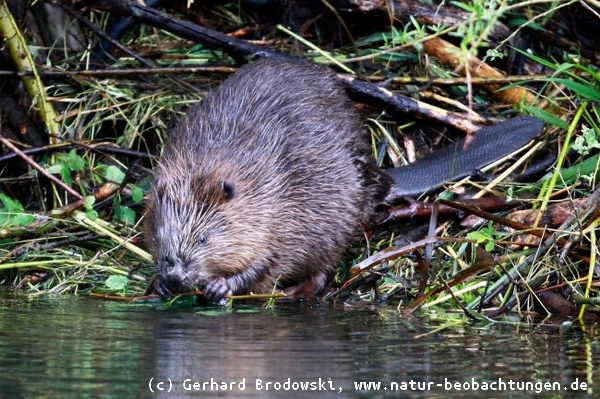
[{"left": 204, "top": 277, "right": 232, "bottom": 305}]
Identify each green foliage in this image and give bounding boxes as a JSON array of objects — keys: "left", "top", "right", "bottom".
[
  {"left": 466, "top": 222, "right": 507, "bottom": 252},
  {"left": 353, "top": 17, "right": 426, "bottom": 61},
  {"left": 103, "top": 165, "right": 126, "bottom": 184},
  {"left": 572, "top": 125, "right": 600, "bottom": 156},
  {"left": 131, "top": 185, "right": 144, "bottom": 204},
  {"left": 67, "top": 149, "right": 85, "bottom": 171},
  {"left": 510, "top": 50, "right": 600, "bottom": 130},
  {"left": 108, "top": 182, "right": 145, "bottom": 225},
  {"left": 84, "top": 196, "right": 98, "bottom": 221},
  {"left": 0, "top": 194, "right": 35, "bottom": 228},
  {"left": 457, "top": 287, "right": 479, "bottom": 304},
  {"left": 159, "top": 295, "right": 197, "bottom": 308},
  {"left": 513, "top": 49, "right": 600, "bottom": 98},
  {"left": 114, "top": 201, "right": 136, "bottom": 225},
  {"left": 113, "top": 184, "right": 144, "bottom": 225},
  {"left": 104, "top": 275, "right": 129, "bottom": 291},
  {"left": 403, "top": 16, "right": 427, "bottom": 52},
  {"left": 544, "top": 78, "right": 600, "bottom": 101},
  {"left": 485, "top": 48, "right": 504, "bottom": 61},
  {"left": 450, "top": 0, "right": 506, "bottom": 50},
  {"left": 46, "top": 149, "right": 85, "bottom": 187}
]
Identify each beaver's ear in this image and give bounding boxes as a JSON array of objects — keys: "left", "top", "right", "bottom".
[
  {"left": 220, "top": 181, "right": 234, "bottom": 200},
  {"left": 188, "top": 174, "right": 234, "bottom": 203}
]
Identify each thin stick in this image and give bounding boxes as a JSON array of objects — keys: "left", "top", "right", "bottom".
[{"left": 0, "top": 135, "right": 83, "bottom": 200}]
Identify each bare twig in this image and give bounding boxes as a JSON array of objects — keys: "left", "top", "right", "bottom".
[{"left": 0, "top": 135, "right": 83, "bottom": 200}]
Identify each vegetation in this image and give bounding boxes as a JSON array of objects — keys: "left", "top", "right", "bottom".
[{"left": 0, "top": 0, "right": 598, "bottom": 319}]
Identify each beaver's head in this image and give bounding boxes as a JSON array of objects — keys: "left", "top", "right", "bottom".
[{"left": 144, "top": 165, "right": 268, "bottom": 298}]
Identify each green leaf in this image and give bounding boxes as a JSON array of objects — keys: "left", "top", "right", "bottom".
[
  {"left": 466, "top": 222, "right": 502, "bottom": 252},
  {"left": 115, "top": 205, "right": 136, "bottom": 225},
  {"left": 0, "top": 193, "right": 24, "bottom": 212},
  {"left": 46, "top": 164, "right": 64, "bottom": 174},
  {"left": 572, "top": 125, "right": 600, "bottom": 156},
  {"left": 451, "top": 1, "right": 474, "bottom": 12},
  {"left": 0, "top": 194, "right": 35, "bottom": 228},
  {"left": 131, "top": 185, "right": 144, "bottom": 204},
  {"left": 522, "top": 106, "right": 569, "bottom": 130},
  {"left": 541, "top": 78, "right": 600, "bottom": 101},
  {"left": 61, "top": 164, "right": 72, "bottom": 187},
  {"left": 466, "top": 231, "right": 486, "bottom": 244},
  {"left": 105, "top": 275, "right": 129, "bottom": 291},
  {"left": 85, "top": 209, "right": 98, "bottom": 221},
  {"left": 84, "top": 196, "right": 98, "bottom": 221},
  {"left": 11, "top": 213, "right": 35, "bottom": 226},
  {"left": 485, "top": 49, "right": 504, "bottom": 61},
  {"left": 67, "top": 149, "right": 85, "bottom": 171},
  {"left": 105, "top": 165, "right": 126, "bottom": 184},
  {"left": 84, "top": 196, "right": 95, "bottom": 208}
]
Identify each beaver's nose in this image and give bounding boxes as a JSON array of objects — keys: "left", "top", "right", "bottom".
[
  {"left": 158, "top": 255, "right": 183, "bottom": 275},
  {"left": 159, "top": 255, "right": 186, "bottom": 278}
]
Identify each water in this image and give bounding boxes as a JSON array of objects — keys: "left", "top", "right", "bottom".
[{"left": 0, "top": 294, "right": 596, "bottom": 398}]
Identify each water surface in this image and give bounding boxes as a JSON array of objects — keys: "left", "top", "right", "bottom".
[{"left": 0, "top": 294, "right": 596, "bottom": 398}]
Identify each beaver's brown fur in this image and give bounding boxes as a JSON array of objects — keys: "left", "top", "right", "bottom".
[{"left": 144, "top": 58, "right": 390, "bottom": 303}]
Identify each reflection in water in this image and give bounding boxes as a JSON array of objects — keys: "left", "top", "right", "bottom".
[
  {"left": 0, "top": 294, "right": 596, "bottom": 398},
  {"left": 152, "top": 307, "right": 355, "bottom": 398}
]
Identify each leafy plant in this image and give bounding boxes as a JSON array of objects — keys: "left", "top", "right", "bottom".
[
  {"left": 104, "top": 275, "right": 129, "bottom": 293},
  {"left": 84, "top": 196, "right": 98, "bottom": 221},
  {"left": 0, "top": 194, "right": 35, "bottom": 228},
  {"left": 466, "top": 222, "right": 507, "bottom": 252},
  {"left": 46, "top": 149, "right": 85, "bottom": 187},
  {"left": 572, "top": 125, "right": 600, "bottom": 156}
]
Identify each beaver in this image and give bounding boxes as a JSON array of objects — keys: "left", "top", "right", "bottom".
[{"left": 144, "top": 58, "right": 544, "bottom": 303}]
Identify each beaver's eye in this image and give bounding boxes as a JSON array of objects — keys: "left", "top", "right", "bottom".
[
  {"left": 221, "top": 181, "right": 234, "bottom": 200},
  {"left": 198, "top": 235, "right": 207, "bottom": 245}
]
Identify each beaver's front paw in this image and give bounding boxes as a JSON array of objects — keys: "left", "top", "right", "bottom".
[{"left": 204, "top": 277, "right": 232, "bottom": 305}]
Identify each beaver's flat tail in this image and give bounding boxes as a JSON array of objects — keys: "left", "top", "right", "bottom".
[{"left": 385, "top": 116, "right": 545, "bottom": 201}]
